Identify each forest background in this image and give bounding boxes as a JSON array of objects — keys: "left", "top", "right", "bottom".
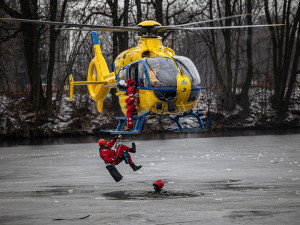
[{"left": 0, "top": 0, "right": 299, "bottom": 138}]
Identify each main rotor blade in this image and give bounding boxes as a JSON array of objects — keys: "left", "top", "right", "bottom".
[
  {"left": 152, "top": 14, "right": 250, "bottom": 33},
  {"left": 54, "top": 27, "right": 133, "bottom": 32},
  {"left": 171, "top": 13, "right": 250, "bottom": 27},
  {"left": 0, "top": 18, "right": 144, "bottom": 32},
  {"left": 164, "top": 24, "right": 285, "bottom": 31}
]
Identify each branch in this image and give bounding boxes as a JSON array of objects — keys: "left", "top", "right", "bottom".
[{"left": 0, "top": 0, "right": 21, "bottom": 18}]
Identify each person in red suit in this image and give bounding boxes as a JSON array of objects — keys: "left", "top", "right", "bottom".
[
  {"left": 153, "top": 180, "right": 168, "bottom": 194},
  {"left": 98, "top": 136, "right": 142, "bottom": 171},
  {"left": 125, "top": 79, "right": 140, "bottom": 130}
]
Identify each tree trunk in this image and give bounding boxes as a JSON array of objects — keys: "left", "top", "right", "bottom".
[
  {"left": 208, "top": 0, "right": 237, "bottom": 111},
  {"left": 107, "top": 0, "right": 126, "bottom": 115},
  {"left": 0, "top": 0, "right": 45, "bottom": 114},
  {"left": 119, "top": 0, "right": 129, "bottom": 51},
  {"left": 282, "top": 8, "right": 300, "bottom": 112},
  {"left": 208, "top": 0, "right": 225, "bottom": 91},
  {"left": 155, "top": 0, "right": 163, "bottom": 24},
  {"left": 19, "top": 1, "right": 45, "bottom": 114},
  {"left": 135, "top": 0, "right": 142, "bottom": 23},
  {"left": 240, "top": 0, "right": 253, "bottom": 111},
  {"left": 45, "top": 0, "right": 58, "bottom": 116},
  {"left": 264, "top": 0, "right": 300, "bottom": 116},
  {"left": 222, "top": 0, "right": 235, "bottom": 110}
]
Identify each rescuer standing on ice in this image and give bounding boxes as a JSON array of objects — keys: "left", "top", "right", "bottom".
[{"left": 98, "top": 135, "right": 142, "bottom": 172}]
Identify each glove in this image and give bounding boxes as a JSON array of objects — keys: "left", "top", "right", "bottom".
[{"left": 113, "top": 135, "right": 122, "bottom": 140}]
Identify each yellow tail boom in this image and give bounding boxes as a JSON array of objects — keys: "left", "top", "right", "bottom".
[{"left": 69, "top": 32, "right": 116, "bottom": 112}]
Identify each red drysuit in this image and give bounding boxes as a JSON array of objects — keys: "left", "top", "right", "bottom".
[
  {"left": 125, "top": 79, "right": 140, "bottom": 128},
  {"left": 99, "top": 138, "right": 133, "bottom": 165}
]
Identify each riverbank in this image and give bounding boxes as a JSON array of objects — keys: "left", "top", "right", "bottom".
[{"left": 0, "top": 88, "right": 299, "bottom": 140}]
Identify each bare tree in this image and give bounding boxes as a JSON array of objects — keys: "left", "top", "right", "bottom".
[
  {"left": 0, "top": 0, "right": 69, "bottom": 116},
  {"left": 264, "top": 0, "right": 300, "bottom": 116},
  {"left": 135, "top": 0, "right": 142, "bottom": 23},
  {"left": 106, "top": 0, "right": 130, "bottom": 114},
  {"left": 0, "top": 0, "right": 45, "bottom": 114},
  {"left": 205, "top": 0, "right": 244, "bottom": 111},
  {"left": 45, "top": 0, "right": 68, "bottom": 116},
  {"left": 240, "top": 0, "right": 253, "bottom": 112}
]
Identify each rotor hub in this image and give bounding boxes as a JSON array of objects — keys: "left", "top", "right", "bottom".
[{"left": 137, "top": 20, "right": 162, "bottom": 27}]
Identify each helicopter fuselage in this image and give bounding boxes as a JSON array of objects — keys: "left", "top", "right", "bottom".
[{"left": 114, "top": 36, "right": 203, "bottom": 116}]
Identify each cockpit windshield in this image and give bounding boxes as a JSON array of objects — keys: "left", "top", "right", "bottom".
[
  {"left": 145, "top": 57, "right": 178, "bottom": 87},
  {"left": 145, "top": 56, "right": 201, "bottom": 88},
  {"left": 173, "top": 56, "right": 201, "bottom": 86}
]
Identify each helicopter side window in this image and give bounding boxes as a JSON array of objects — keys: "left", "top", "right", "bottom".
[
  {"left": 117, "top": 67, "right": 128, "bottom": 90},
  {"left": 138, "top": 63, "right": 149, "bottom": 88},
  {"left": 118, "top": 67, "right": 127, "bottom": 81}
]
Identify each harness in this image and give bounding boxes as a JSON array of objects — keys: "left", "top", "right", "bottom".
[
  {"left": 123, "top": 152, "right": 130, "bottom": 164},
  {"left": 113, "top": 138, "right": 130, "bottom": 164}
]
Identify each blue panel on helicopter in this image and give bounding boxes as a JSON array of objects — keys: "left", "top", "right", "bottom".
[{"left": 91, "top": 31, "right": 99, "bottom": 45}]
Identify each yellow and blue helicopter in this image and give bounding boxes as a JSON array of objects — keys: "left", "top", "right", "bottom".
[
  {"left": 1, "top": 15, "right": 283, "bottom": 134},
  {"left": 69, "top": 19, "right": 216, "bottom": 134}
]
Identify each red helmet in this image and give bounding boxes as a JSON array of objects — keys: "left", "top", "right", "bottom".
[
  {"left": 98, "top": 139, "right": 107, "bottom": 146},
  {"left": 154, "top": 180, "right": 164, "bottom": 189},
  {"left": 126, "top": 79, "right": 136, "bottom": 87}
]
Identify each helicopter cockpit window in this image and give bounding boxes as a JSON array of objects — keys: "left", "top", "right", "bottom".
[
  {"left": 173, "top": 56, "right": 201, "bottom": 86},
  {"left": 138, "top": 63, "right": 149, "bottom": 88},
  {"left": 145, "top": 57, "right": 178, "bottom": 87}
]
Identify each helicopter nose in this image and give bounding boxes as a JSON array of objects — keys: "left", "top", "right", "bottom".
[{"left": 176, "top": 73, "right": 191, "bottom": 108}]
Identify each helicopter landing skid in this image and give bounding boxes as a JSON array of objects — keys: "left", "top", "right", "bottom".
[
  {"left": 168, "top": 111, "right": 213, "bottom": 132},
  {"left": 102, "top": 112, "right": 151, "bottom": 134}
]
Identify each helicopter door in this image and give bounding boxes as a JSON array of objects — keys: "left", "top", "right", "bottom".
[
  {"left": 116, "top": 67, "right": 129, "bottom": 115},
  {"left": 128, "top": 63, "right": 139, "bottom": 85}
]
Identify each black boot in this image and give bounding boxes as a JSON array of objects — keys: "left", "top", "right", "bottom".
[
  {"left": 130, "top": 163, "right": 142, "bottom": 172},
  {"left": 130, "top": 142, "right": 136, "bottom": 153}
]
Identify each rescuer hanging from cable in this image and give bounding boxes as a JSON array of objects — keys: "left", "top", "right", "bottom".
[{"left": 98, "top": 135, "right": 142, "bottom": 172}]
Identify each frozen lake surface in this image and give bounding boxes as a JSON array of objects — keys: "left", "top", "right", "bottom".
[{"left": 0, "top": 133, "right": 299, "bottom": 224}]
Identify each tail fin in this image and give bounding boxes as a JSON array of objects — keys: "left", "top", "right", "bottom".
[
  {"left": 68, "top": 32, "right": 116, "bottom": 112},
  {"left": 88, "top": 32, "right": 116, "bottom": 112}
]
